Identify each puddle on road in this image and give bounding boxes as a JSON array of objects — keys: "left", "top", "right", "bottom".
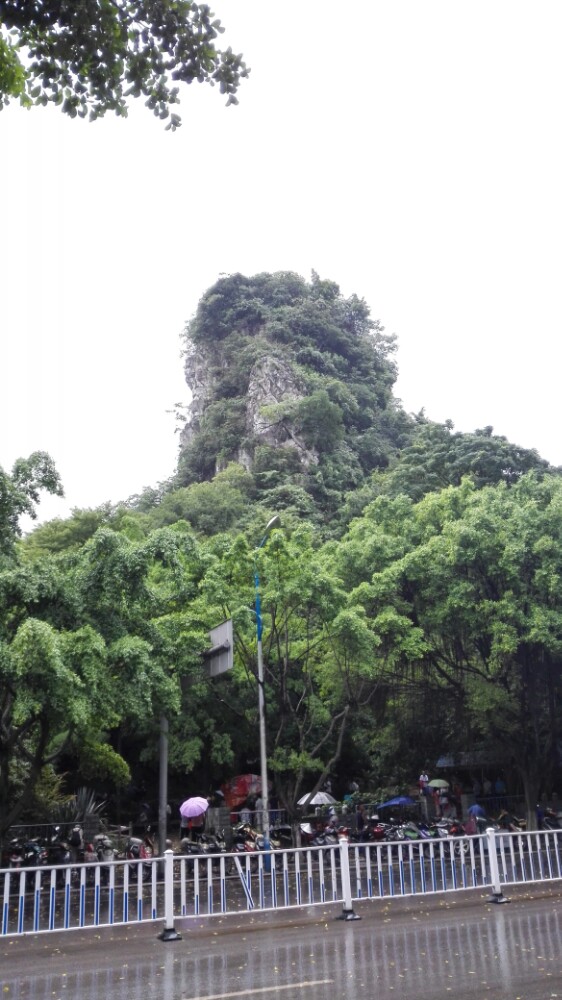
[{"left": 1, "top": 898, "right": 561, "bottom": 1000}]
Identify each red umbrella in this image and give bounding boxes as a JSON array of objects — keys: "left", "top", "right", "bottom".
[{"left": 220, "top": 774, "right": 263, "bottom": 809}]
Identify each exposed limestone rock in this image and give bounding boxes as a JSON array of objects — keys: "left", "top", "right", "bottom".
[
  {"left": 180, "top": 345, "right": 318, "bottom": 473},
  {"left": 179, "top": 340, "right": 216, "bottom": 452},
  {"left": 246, "top": 356, "right": 318, "bottom": 468}
]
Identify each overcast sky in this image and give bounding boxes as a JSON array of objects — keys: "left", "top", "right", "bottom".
[{"left": 2, "top": 1, "right": 561, "bottom": 527}]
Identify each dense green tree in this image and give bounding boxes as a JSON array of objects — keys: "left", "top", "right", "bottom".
[
  {"left": 195, "top": 522, "right": 386, "bottom": 818},
  {"left": 0, "top": 518, "right": 218, "bottom": 831},
  {"left": 0, "top": 591, "right": 120, "bottom": 833},
  {"left": 0, "top": 452, "right": 63, "bottom": 560},
  {"left": 20, "top": 505, "right": 116, "bottom": 557},
  {"left": 337, "top": 420, "right": 554, "bottom": 526},
  {"left": 0, "top": 0, "right": 248, "bottom": 127},
  {"left": 386, "top": 420, "right": 551, "bottom": 501},
  {"left": 342, "top": 474, "right": 562, "bottom": 827},
  {"left": 148, "top": 464, "right": 255, "bottom": 535}
]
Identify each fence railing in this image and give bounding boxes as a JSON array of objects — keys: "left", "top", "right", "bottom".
[{"left": 2, "top": 827, "right": 561, "bottom": 938}]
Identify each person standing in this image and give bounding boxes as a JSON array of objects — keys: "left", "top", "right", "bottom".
[
  {"left": 327, "top": 806, "right": 338, "bottom": 832},
  {"left": 356, "top": 803, "right": 366, "bottom": 836},
  {"left": 494, "top": 775, "right": 506, "bottom": 802},
  {"left": 432, "top": 786, "right": 441, "bottom": 817},
  {"left": 254, "top": 794, "right": 264, "bottom": 831},
  {"left": 418, "top": 770, "right": 430, "bottom": 796}
]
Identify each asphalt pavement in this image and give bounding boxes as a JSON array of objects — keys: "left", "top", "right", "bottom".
[{"left": 1, "top": 883, "right": 561, "bottom": 1000}]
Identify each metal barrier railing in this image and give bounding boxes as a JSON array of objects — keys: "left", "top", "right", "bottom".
[{"left": 1, "top": 827, "right": 561, "bottom": 938}]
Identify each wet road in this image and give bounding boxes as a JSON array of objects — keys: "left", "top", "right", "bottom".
[{"left": 1, "top": 884, "right": 561, "bottom": 1000}]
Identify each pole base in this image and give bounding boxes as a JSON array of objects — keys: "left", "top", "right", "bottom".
[
  {"left": 488, "top": 893, "right": 510, "bottom": 905},
  {"left": 337, "top": 909, "right": 361, "bottom": 921},
  {"left": 158, "top": 926, "right": 182, "bottom": 941}
]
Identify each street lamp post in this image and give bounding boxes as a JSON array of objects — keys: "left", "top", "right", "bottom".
[{"left": 254, "top": 514, "right": 280, "bottom": 855}]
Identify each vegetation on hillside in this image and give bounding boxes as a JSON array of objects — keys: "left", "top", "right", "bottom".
[
  {"left": 2, "top": 272, "right": 561, "bottom": 831},
  {"left": 177, "top": 271, "right": 411, "bottom": 514}
]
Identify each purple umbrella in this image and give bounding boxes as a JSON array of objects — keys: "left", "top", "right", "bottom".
[{"left": 180, "top": 796, "right": 209, "bottom": 819}]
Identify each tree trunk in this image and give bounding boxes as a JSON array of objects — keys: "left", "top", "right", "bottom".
[
  {"left": 521, "top": 769, "right": 541, "bottom": 832},
  {"left": 0, "top": 718, "right": 50, "bottom": 839}
]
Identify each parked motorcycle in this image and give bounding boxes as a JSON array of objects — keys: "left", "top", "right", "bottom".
[
  {"left": 368, "top": 817, "right": 392, "bottom": 843},
  {"left": 180, "top": 829, "right": 232, "bottom": 872},
  {"left": 270, "top": 822, "right": 293, "bottom": 848},
  {"left": 45, "top": 826, "right": 71, "bottom": 863},
  {"left": 44, "top": 826, "right": 71, "bottom": 885},
  {"left": 298, "top": 819, "right": 342, "bottom": 848},
  {"left": 92, "top": 832, "right": 118, "bottom": 884},
  {"left": 125, "top": 830, "right": 155, "bottom": 881},
  {"left": 3, "top": 836, "right": 48, "bottom": 872},
  {"left": 230, "top": 822, "right": 281, "bottom": 871},
  {"left": 299, "top": 822, "right": 317, "bottom": 846},
  {"left": 540, "top": 807, "right": 561, "bottom": 831},
  {"left": 434, "top": 817, "right": 470, "bottom": 856},
  {"left": 497, "top": 810, "right": 526, "bottom": 833},
  {"left": 378, "top": 817, "right": 470, "bottom": 858},
  {"left": 473, "top": 815, "right": 500, "bottom": 835}
]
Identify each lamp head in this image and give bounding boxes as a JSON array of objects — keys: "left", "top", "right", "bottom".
[
  {"left": 257, "top": 514, "right": 281, "bottom": 550},
  {"left": 265, "top": 515, "right": 281, "bottom": 533}
]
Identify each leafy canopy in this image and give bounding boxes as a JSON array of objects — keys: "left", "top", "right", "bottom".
[
  {"left": 0, "top": 0, "right": 248, "bottom": 128},
  {"left": 0, "top": 452, "right": 63, "bottom": 560},
  {"left": 178, "top": 271, "right": 404, "bottom": 505},
  {"left": 340, "top": 473, "right": 562, "bottom": 823}
]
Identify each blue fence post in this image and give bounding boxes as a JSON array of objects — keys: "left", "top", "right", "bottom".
[{"left": 158, "top": 849, "right": 182, "bottom": 941}]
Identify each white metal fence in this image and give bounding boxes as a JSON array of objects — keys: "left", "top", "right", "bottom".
[{"left": 2, "top": 827, "right": 561, "bottom": 938}]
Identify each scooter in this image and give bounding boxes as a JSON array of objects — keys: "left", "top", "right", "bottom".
[
  {"left": 181, "top": 829, "right": 232, "bottom": 872},
  {"left": 435, "top": 817, "right": 470, "bottom": 856},
  {"left": 497, "top": 810, "right": 526, "bottom": 833},
  {"left": 368, "top": 818, "right": 392, "bottom": 843},
  {"left": 44, "top": 826, "right": 71, "bottom": 885},
  {"left": 270, "top": 822, "right": 293, "bottom": 848},
  {"left": 125, "top": 830, "right": 155, "bottom": 881},
  {"left": 93, "top": 832, "right": 118, "bottom": 883},
  {"left": 230, "top": 822, "right": 281, "bottom": 870},
  {"left": 4, "top": 836, "right": 48, "bottom": 872},
  {"left": 540, "top": 807, "right": 561, "bottom": 831}
]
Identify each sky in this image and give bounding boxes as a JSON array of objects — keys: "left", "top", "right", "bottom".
[{"left": 2, "top": 1, "right": 562, "bottom": 527}]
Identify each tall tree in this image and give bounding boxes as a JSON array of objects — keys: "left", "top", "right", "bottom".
[
  {"left": 197, "top": 521, "right": 385, "bottom": 818},
  {"left": 0, "top": 0, "right": 248, "bottom": 128},
  {"left": 0, "top": 552, "right": 119, "bottom": 833},
  {"left": 0, "top": 519, "right": 214, "bottom": 833},
  {"left": 0, "top": 452, "right": 63, "bottom": 560},
  {"left": 386, "top": 421, "right": 551, "bottom": 501},
  {"left": 344, "top": 475, "right": 562, "bottom": 827}
]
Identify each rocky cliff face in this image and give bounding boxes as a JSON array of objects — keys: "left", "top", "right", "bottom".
[
  {"left": 245, "top": 356, "right": 318, "bottom": 467},
  {"left": 180, "top": 343, "right": 318, "bottom": 475},
  {"left": 177, "top": 271, "right": 404, "bottom": 492},
  {"left": 179, "top": 339, "right": 216, "bottom": 453}
]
